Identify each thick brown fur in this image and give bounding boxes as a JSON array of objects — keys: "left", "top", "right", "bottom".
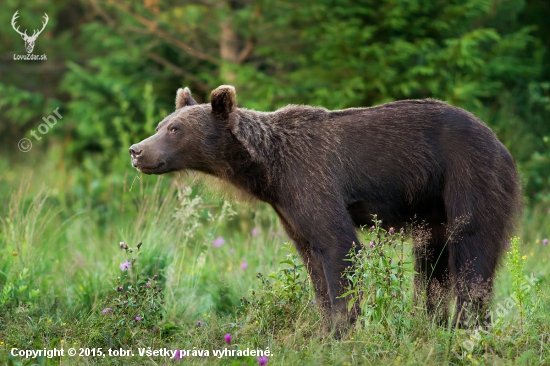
[{"left": 130, "top": 85, "right": 523, "bottom": 334}]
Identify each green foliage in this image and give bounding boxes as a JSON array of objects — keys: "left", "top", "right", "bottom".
[
  {"left": 1, "top": 1, "right": 550, "bottom": 364},
  {"left": 505, "top": 236, "right": 540, "bottom": 328},
  {"left": 239, "top": 243, "right": 315, "bottom": 334},
  {"left": 0, "top": 84, "right": 47, "bottom": 130},
  {"left": 245, "top": 0, "right": 540, "bottom": 107},
  {"left": 1, "top": 0, "right": 549, "bottom": 201},
  {"left": 0, "top": 267, "right": 40, "bottom": 309},
  {"left": 341, "top": 216, "right": 413, "bottom": 332},
  {"left": 96, "top": 241, "right": 165, "bottom": 345},
  {"left": 507, "top": 237, "right": 529, "bottom": 312},
  {"left": 0, "top": 169, "right": 548, "bottom": 364}
]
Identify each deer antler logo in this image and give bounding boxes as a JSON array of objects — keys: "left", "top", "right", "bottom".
[{"left": 11, "top": 10, "right": 49, "bottom": 54}]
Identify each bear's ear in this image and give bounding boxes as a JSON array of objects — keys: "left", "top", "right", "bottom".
[
  {"left": 210, "top": 85, "right": 236, "bottom": 120},
  {"left": 175, "top": 87, "right": 198, "bottom": 110}
]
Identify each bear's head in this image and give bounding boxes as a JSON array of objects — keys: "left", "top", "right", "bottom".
[{"left": 129, "top": 85, "right": 238, "bottom": 175}]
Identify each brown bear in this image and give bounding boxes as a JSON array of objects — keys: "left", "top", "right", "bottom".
[{"left": 129, "top": 85, "right": 522, "bottom": 333}]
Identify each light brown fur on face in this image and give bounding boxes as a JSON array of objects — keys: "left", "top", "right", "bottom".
[{"left": 130, "top": 85, "right": 523, "bottom": 336}]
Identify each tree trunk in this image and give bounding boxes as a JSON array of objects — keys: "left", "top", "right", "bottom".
[{"left": 219, "top": 11, "right": 239, "bottom": 83}]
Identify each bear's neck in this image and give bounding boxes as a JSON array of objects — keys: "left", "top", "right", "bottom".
[{"left": 201, "top": 127, "right": 277, "bottom": 203}]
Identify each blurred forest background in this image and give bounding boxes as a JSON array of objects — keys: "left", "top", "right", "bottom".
[{"left": 1, "top": 0, "right": 549, "bottom": 206}]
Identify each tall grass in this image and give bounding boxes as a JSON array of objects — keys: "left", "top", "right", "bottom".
[{"left": 0, "top": 162, "right": 549, "bottom": 365}]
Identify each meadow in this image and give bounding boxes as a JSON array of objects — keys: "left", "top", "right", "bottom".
[
  {"left": 0, "top": 154, "right": 548, "bottom": 366},
  {"left": 2, "top": 1, "right": 550, "bottom": 364}
]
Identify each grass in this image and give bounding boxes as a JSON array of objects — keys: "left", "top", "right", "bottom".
[{"left": 0, "top": 157, "right": 549, "bottom": 365}]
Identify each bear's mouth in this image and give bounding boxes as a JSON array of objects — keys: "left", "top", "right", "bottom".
[{"left": 133, "top": 161, "right": 166, "bottom": 174}]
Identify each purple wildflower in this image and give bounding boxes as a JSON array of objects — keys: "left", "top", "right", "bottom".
[
  {"left": 369, "top": 242, "right": 375, "bottom": 249},
  {"left": 389, "top": 227, "right": 395, "bottom": 235},
  {"left": 146, "top": 282, "right": 151, "bottom": 288},
  {"left": 102, "top": 307, "right": 112, "bottom": 314},
  {"left": 241, "top": 262, "right": 248, "bottom": 270},
  {"left": 257, "top": 356, "right": 269, "bottom": 366},
  {"left": 543, "top": 238, "right": 548, "bottom": 246},
  {"left": 391, "top": 292, "right": 396, "bottom": 298},
  {"left": 119, "top": 242, "right": 125, "bottom": 249},
  {"left": 117, "top": 286, "right": 124, "bottom": 292},
  {"left": 123, "top": 301, "right": 128, "bottom": 305},
  {"left": 212, "top": 237, "right": 226, "bottom": 247},
  {"left": 251, "top": 228, "right": 260, "bottom": 236},
  {"left": 311, "top": 299, "right": 317, "bottom": 306},
  {"left": 119, "top": 260, "right": 131, "bottom": 271},
  {"left": 135, "top": 316, "right": 142, "bottom": 322},
  {"left": 389, "top": 258, "right": 393, "bottom": 264},
  {"left": 173, "top": 350, "right": 183, "bottom": 360},
  {"left": 197, "top": 320, "right": 203, "bottom": 327},
  {"left": 229, "top": 248, "right": 235, "bottom": 254},
  {"left": 224, "top": 333, "right": 232, "bottom": 344}
]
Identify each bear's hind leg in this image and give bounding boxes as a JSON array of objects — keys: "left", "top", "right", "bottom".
[
  {"left": 413, "top": 223, "right": 452, "bottom": 324},
  {"left": 447, "top": 223, "right": 501, "bottom": 328}
]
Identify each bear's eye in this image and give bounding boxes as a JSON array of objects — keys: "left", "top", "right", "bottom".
[{"left": 169, "top": 126, "right": 178, "bottom": 134}]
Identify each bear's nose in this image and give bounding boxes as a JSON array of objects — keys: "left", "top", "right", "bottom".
[{"left": 129, "top": 145, "right": 142, "bottom": 158}]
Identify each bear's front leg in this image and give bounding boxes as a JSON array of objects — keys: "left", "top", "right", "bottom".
[
  {"left": 274, "top": 210, "right": 331, "bottom": 315},
  {"left": 275, "top": 200, "right": 359, "bottom": 337}
]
